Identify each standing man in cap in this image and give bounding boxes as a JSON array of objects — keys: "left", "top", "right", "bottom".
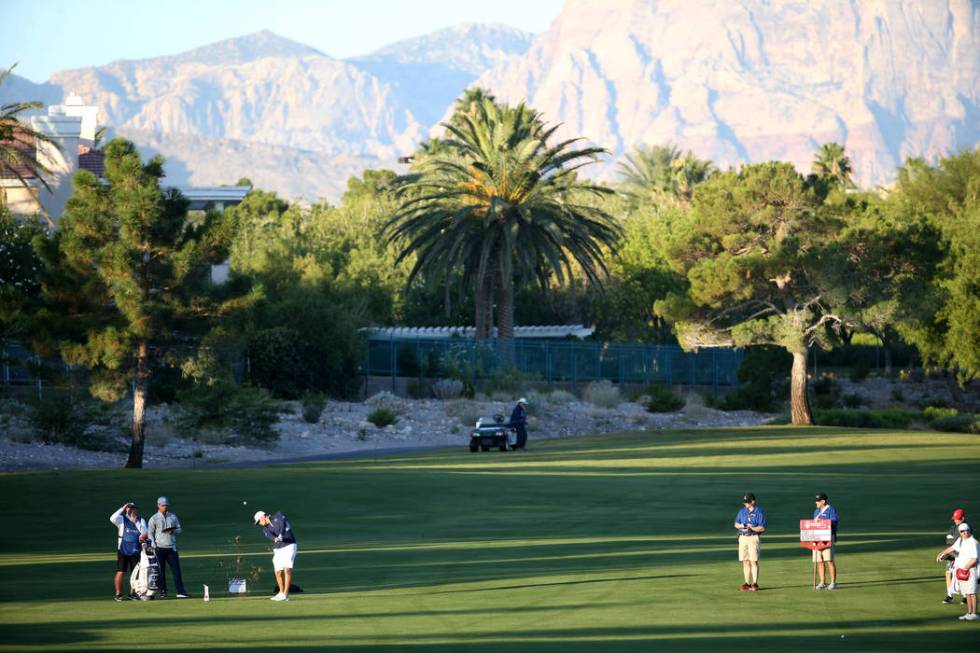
[
  {"left": 510, "top": 398, "right": 529, "bottom": 451},
  {"left": 109, "top": 501, "right": 146, "bottom": 601},
  {"left": 254, "top": 510, "right": 298, "bottom": 601},
  {"left": 813, "top": 492, "right": 839, "bottom": 590},
  {"left": 936, "top": 522, "right": 979, "bottom": 621},
  {"left": 941, "top": 508, "right": 967, "bottom": 604},
  {"left": 734, "top": 493, "right": 767, "bottom": 591},
  {"left": 147, "top": 496, "right": 189, "bottom": 598}
]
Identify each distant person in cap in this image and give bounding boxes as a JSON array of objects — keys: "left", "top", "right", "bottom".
[
  {"left": 146, "top": 496, "right": 188, "bottom": 598},
  {"left": 936, "top": 522, "right": 979, "bottom": 621},
  {"left": 254, "top": 510, "right": 298, "bottom": 601},
  {"left": 734, "top": 493, "right": 767, "bottom": 591},
  {"left": 509, "top": 398, "right": 529, "bottom": 451},
  {"left": 812, "top": 492, "right": 839, "bottom": 590},
  {"left": 940, "top": 508, "right": 968, "bottom": 605},
  {"left": 109, "top": 501, "right": 146, "bottom": 601}
]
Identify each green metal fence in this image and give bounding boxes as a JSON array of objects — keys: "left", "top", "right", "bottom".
[{"left": 365, "top": 337, "right": 743, "bottom": 387}]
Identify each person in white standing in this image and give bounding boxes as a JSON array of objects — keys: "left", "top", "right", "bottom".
[
  {"left": 936, "top": 522, "right": 979, "bottom": 621},
  {"left": 254, "top": 510, "right": 298, "bottom": 601}
]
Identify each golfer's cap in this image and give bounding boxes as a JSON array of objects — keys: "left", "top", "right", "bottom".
[
  {"left": 518, "top": 397, "right": 528, "bottom": 405},
  {"left": 157, "top": 496, "right": 169, "bottom": 506},
  {"left": 742, "top": 493, "right": 756, "bottom": 503},
  {"left": 815, "top": 492, "right": 828, "bottom": 502},
  {"left": 959, "top": 523, "right": 972, "bottom": 533},
  {"left": 953, "top": 508, "right": 966, "bottom": 521},
  {"left": 253, "top": 510, "right": 266, "bottom": 525}
]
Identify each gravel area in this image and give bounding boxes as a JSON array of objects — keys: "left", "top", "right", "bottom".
[{"left": 0, "top": 393, "right": 770, "bottom": 472}]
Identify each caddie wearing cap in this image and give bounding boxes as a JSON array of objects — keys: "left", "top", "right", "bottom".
[
  {"left": 254, "top": 510, "right": 298, "bottom": 601},
  {"left": 734, "top": 493, "right": 767, "bottom": 591},
  {"left": 812, "top": 492, "right": 839, "bottom": 590},
  {"left": 940, "top": 508, "right": 967, "bottom": 605},
  {"left": 146, "top": 496, "right": 189, "bottom": 598}
]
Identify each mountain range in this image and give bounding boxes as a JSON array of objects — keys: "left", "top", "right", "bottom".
[{"left": 3, "top": 0, "right": 978, "bottom": 201}]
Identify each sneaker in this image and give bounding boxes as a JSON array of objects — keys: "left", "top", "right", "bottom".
[
  {"left": 176, "top": 593, "right": 189, "bottom": 599},
  {"left": 157, "top": 592, "right": 167, "bottom": 599},
  {"left": 114, "top": 594, "right": 124, "bottom": 602},
  {"left": 738, "top": 583, "right": 751, "bottom": 591},
  {"left": 280, "top": 596, "right": 290, "bottom": 601},
  {"left": 270, "top": 593, "right": 285, "bottom": 601},
  {"left": 943, "top": 595, "right": 954, "bottom": 604},
  {"left": 815, "top": 583, "right": 828, "bottom": 590},
  {"left": 749, "top": 583, "right": 760, "bottom": 591},
  {"left": 964, "top": 614, "right": 979, "bottom": 621},
  {"left": 827, "top": 583, "right": 838, "bottom": 590}
]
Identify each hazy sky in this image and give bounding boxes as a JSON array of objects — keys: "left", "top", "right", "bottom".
[{"left": 0, "top": 0, "right": 564, "bottom": 82}]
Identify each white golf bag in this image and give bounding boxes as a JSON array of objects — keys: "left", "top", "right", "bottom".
[{"left": 130, "top": 541, "right": 161, "bottom": 600}]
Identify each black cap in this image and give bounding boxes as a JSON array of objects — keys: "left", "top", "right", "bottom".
[
  {"left": 815, "top": 492, "right": 828, "bottom": 501},
  {"left": 742, "top": 493, "right": 755, "bottom": 503}
]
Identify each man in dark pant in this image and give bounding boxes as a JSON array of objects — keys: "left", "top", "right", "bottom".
[
  {"left": 510, "top": 398, "right": 529, "bottom": 451},
  {"left": 147, "top": 496, "right": 189, "bottom": 598}
]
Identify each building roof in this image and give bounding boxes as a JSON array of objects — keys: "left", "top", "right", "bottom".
[
  {"left": 77, "top": 145, "right": 105, "bottom": 177},
  {"left": 0, "top": 123, "right": 38, "bottom": 180},
  {"left": 365, "top": 325, "right": 596, "bottom": 340}
]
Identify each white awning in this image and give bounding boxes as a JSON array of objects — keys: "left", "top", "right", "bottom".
[{"left": 365, "top": 325, "right": 595, "bottom": 340}]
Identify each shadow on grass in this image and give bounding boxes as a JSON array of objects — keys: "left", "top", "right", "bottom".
[{"left": 4, "top": 616, "right": 976, "bottom": 651}]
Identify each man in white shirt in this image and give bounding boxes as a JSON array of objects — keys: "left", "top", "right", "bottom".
[{"left": 937, "top": 522, "right": 978, "bottom": 621}]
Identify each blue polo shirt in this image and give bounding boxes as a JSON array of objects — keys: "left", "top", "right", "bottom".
[
  {"left": 736, "top": 506, "right": 767, "bottom": 536},
  {"left": 814, "top": 504, "right": 839, "bottom": 541}
]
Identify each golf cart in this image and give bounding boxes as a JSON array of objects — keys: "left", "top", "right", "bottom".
[{"left": 469, "top": 415, "right": 515, "bottom": 452}]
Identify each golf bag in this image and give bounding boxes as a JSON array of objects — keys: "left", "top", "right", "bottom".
[{"left": 130, "top": 541, "right": 161, "bottom": 600}]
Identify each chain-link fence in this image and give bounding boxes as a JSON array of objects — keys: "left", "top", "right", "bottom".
[{"left": 365, "top": 337, "right": 743, "bottom": 392}]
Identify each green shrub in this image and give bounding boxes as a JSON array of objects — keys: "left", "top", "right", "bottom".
[
  {"left": 482, "top": 367, "right": 541, "bottom": 396},
  {"left": 177, "top": 380, "right": 285, "bottom": 443},
  {"left": 300, "top": 392, "right": 327, "bottom": 424},
  {"left": 848, "top": 364, "right": 871, "bottom": 383},
  {"left": 641, "top": 384, "right": 685, "bottom": 412},
  {"left": 28, "top": 394, "right": 98, "bottom": 445},
  {"left": 924, "top": 406, "right": 958, "bottom": 421},
  {"left": 432, "top": 378, "right": 465, "bottom": 400},
  {"left": 366, "top": 407, "right": 399, "bottom": 428},
  {"left": 890, "top": 387, "right": 905, "bottom": 402},
  {"left": 716, "top": 347, "right": 791, "bottom": 412},
  {"left": 811, "top": 376, "right": 841, "bottom": 409},
  {"left": 249, "top": 289, "right": 365, "bottom": 400},
  {"left": 842, "top": 393, "right": 866, "bottom": 409},
  {"left": 583, "top": 380, "right": 621, "bottom": 409},
  {"left": 931, "top": 414, "right": 980, "bottom": 434},
  {"left": 365, "top": 391, "right": 407, "bottom": 415},
  {"left": 548, "top": 389, "right": 577, "bottom": 405},
  {"left": 814, "top": 408, "right": 920, "bottom": 429}
]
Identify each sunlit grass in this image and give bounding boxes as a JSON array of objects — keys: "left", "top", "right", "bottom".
[{"left": 0, "top": 425, "right": 977, "bottom": 651}]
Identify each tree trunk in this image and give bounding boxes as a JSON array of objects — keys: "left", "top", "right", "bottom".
[
  {"left": 790, "top": 349, "right": 814, "bottom": 426},
  {"left": 474, "top": 263, "right": 495, "bottom": 339},
  {"left": 882, "top": 340, "right": 893, "bottom": 376},
  {"left": 126, "top": 340, "right": 149, "bottom": 468},
  {"left": 496, "top": 254, "right": 514, "bottom": 341}
]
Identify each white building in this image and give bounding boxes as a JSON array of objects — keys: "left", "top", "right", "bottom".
[{"left": 0, "top": 95, "right": 249, "bottom": 223}]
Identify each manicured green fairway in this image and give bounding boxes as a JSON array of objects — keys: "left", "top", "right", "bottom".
[{"left": 1, "top": 426, "right": 978, "bottom": 651}]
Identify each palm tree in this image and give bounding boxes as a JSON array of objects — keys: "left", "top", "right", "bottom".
[
  {"left": 385, "top": 97, "right": 621, "bottom": 340},
  {"left": 811, "top": 142, "right": 854, "bottom": 189},
  {"left": 618, "top": 144, "right": 715, "bottom": 206},
  {"left": 0, "top": 63, "right": 59, "bottom": 223}
]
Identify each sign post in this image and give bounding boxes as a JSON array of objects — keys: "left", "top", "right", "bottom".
[{"left": 800, "top": 519, "right": 833, "bottom": 590}]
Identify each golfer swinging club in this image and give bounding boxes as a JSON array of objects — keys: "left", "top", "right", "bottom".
[{"left": 254, "top": 510, "right": 297, "bottom": 601}]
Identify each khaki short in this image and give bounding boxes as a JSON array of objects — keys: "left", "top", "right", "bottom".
[
  {"left": 812, "top": 544, "right": 835, "bottom": 562},
  {"left": 955, "top": 567, "right": 978, "bottom": 596},
  {"left": 738, "top": 535, "right": 760, "bottom": 561}
]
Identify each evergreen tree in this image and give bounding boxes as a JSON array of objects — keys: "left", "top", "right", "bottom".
[{"left": 39, "top": 139, "right": 232, "bottom": 467}]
